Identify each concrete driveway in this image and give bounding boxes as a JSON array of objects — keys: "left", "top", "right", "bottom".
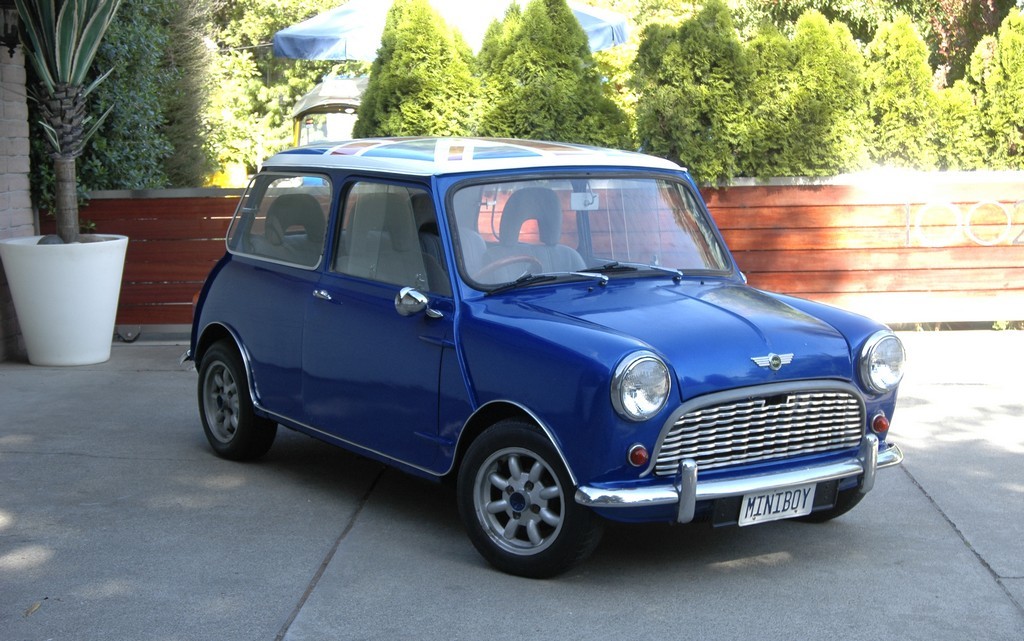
[{"left": 1, "top": 331, "right": 1021, "bottom": 640}]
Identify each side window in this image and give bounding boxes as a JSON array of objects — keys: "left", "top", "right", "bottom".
[
  {"left": 227, "top": 175, "right": 330, "bottom": 269},
  {"left": 333, "top": 183, "right": 451, "bottom": 295}
]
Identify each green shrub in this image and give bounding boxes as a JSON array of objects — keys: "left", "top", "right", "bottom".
[
  {"left": 476, "top": 0, "right": 631, "bottom": 148},
  {"left": 864, "top": 15, "right": 939, "bottom": 169},
  {"left": 744, "top": 11, "right": 868, "bottom": 177},
  {"left": 353, "top": 0, "right": 478, "bottom": 137},
  {"left": 933, "top": 79, "right": 986, "bottom": 170},
  {"left": 969, "top": 9, "right": 1024, "bottom": 169},
  {"left": 633, "top": 0, "right": 751, "bottom": 184}
]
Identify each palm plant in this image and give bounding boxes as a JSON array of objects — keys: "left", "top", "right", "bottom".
[{"left": 15, "top": 0, "right": 123, "bottom": 243}]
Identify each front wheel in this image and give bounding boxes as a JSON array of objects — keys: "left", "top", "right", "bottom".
[
  {"left": 198, "top": 340, "right": 277, "bottom": 461},
  {"left": 457, "top": 420, "right": 602, "bottom": 578}
]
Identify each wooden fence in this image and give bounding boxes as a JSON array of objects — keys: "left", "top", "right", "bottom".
[
  {"left": 706, "top": 172, "right": 1024, "bottom": 324},
  {"left": 45, "top": 173, "right": 1024, "bottom": 328},
  {"left": 42, "top": 189, "right": 241, "bottom": 327}
]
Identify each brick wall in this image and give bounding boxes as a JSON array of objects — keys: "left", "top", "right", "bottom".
[{"left": 0, "top": 46, "right": 34, "bottom": 361}]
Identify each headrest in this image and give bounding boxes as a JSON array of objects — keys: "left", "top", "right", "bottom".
[
  {"left": 266, "top": 193, "right": 325, "bottom": 244},
  {"left": 499, "top": 187, "right": 563, "bottom": 246},
  {"left": 350, "top": 192, "right": 418, "bottom": 252}
]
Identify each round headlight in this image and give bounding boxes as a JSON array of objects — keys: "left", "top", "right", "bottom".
[
  {"left": 860, "top": 331, "right": 906, "bottom": 394},
  {"left": 612, "top": 352, "right": 671, "bottom": 421}
]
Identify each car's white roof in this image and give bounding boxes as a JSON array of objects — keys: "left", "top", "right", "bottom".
[{"left": 261, "top": 137, "right": 684, "bottom": 177}]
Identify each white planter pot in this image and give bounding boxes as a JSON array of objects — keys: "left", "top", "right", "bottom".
[{"left": 0, "top": 235, "right": 128, "bottom": 366}]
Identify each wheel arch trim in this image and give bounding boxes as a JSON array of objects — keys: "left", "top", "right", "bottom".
[
  {"left": 446, "top": 400, "right": 579, "bottom": 487},
  {"left": 195, "top": 322, "right": 262, "bottom": 410}
]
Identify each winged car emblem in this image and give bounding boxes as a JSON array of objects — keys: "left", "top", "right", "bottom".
[{"left": 751, "top": 353, "right": 794, "bottom": 371}]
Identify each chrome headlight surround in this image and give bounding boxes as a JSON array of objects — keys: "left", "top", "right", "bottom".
[
  {"left": 611, "top": 351, "right": 672, "bottom": 422},
  {"left": 859, "top": 330, "right": 906, "bottom": 394}
]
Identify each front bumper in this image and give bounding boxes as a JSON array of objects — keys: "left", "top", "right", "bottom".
[{"left": 575, "top": 434, "right": 903, "bottom": 523}]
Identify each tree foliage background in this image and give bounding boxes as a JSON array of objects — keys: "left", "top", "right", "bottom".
[
  {"left": 864, "top": 15, "right": 940, "bottom": 169},
  {"left": 27, "top": 0, "right": 214, "bottom": 209},
  {"left": 630, "top": 1, "right": 1024, "bottom": 182},
  {"left": 203, "top": 0, "right": 367, "bottom": 176},
  {"left": 23, "top": 0, "right": 1024, "bottom": 201},
  {"left": 474, "top": 0, "right": 631, "bottom": 147},
  {"left": 633, "top": 0, "right": 751, "bottom": 183},
  {"left": 352, "top": 0, "right": 478, "bottom": 137},
  {"left": 743, "top": 11, "right": 868, "bottom": 178}
]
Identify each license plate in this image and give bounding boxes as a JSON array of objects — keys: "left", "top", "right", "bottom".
[{"left": 738, "top": 483, "right": 816, "bottom": 527}]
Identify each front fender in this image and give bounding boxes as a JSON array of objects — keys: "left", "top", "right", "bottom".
[{"left": 456, "top": 300, "right": 671, "bottom": 486}]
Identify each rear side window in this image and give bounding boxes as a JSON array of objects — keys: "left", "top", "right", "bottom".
[{"left": 227, "top": 174, "right": 331, "bottom": 269}]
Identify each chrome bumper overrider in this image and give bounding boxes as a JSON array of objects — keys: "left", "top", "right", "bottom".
[{"left": 575, "top": 434, "right": 903, "bottom": 523}]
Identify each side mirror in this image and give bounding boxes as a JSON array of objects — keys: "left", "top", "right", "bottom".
[{"left": 395, "top": 287, "right": 443, "bottom": 318}]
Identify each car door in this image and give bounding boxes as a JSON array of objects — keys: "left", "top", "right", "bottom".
[
  {"left": 220, "top": 172, "right": 331, "bottom": 420},
  {"left": 302, "top": 180, "right": 454, "bottom": 470}
]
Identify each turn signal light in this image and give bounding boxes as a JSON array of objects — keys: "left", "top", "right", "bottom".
[
  {"left": 628, "top": 444, "right": 649, "bottom": 467},
  {"left": 871, "top": 413, "right": 890, "bottom": 435}
]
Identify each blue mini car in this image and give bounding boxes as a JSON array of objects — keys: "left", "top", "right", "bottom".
[{"left": 187, "top": 137, "right": 905, "bottom": 577}]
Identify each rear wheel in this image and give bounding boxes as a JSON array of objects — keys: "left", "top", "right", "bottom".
[
  {"left": 457, "top": 419, "right": 602, "bottom": 578},
  {"left": 198, "top": 341, "right": 277, "bottom": 460}
]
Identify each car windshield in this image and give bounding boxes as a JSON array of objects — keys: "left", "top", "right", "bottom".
[{"left": 450, "top": 176, "right": 731, "bottom": 288}]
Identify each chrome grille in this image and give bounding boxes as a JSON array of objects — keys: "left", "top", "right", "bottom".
[{"left": 653, "top": 390, "right": 864, "bottom": 476}]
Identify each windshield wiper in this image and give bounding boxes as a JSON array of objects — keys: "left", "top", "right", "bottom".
[
  {"left": 591, "top": 261, "right": 684, "bottom": 282},
  {"left": 485, "top": 273, "right": 557, "bottom": 295},
  {"left": 556, "top": 271, "right": 610, "bottom": 286},
  {"left": 485, "top": 271, "right": 610, "bottom": 295}
]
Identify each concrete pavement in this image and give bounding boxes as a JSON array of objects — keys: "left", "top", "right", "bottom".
[{"left": 1, "top": 331, "right": 1022, "bottom": 640}]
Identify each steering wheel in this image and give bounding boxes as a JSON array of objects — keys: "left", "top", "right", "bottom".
[{"left": 476, "top": 254, "right": 544, "bottom": 280}]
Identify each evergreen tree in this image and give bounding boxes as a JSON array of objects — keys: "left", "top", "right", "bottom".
[
  {"left": 729, "top": 1, "right": 1017, "bottom": 86},
  {"left": 160, "top": 0, "right": 215, "bottom": 187},
  {"left": 476, "top": 4, "right": 524, "bottom": 75},
  {"left": 730, "top": 0, "right": 897, "bottom": 42},
  {"left": 744, "top": 11, "right": 868, "bottom": 177},
  {"left": 933, "top": 79, "right": 986, "bottom": 170},
  {"left": 353, "top": 0, "right": 478, "bottom": 137},
  {"left": 743, "top": 26, "right": 794, "bottom": 175},
  {"left": 969, "top": 8, "right": 1024, "bottom": 168},
  {"left": 476, "top": 0, "right": 631, "bottom": 148},
  {"left": 632, "top": 0, "right": 751, "bottom": 184},
  {"left": 864, "top": 15, "right": 939, "bottom": 168}
]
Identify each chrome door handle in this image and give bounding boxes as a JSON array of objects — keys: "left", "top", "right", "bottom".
[{"left": 313, "top": 289, "right": 332, "bottom": 301}]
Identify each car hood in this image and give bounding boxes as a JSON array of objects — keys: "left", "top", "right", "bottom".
[{"left": 501, "top": 279, "right": 854, "bottom": 399}]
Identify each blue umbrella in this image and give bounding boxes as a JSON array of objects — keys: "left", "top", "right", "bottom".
[{"left": 272, "top": 0, "right": 629, "bottom": 61}]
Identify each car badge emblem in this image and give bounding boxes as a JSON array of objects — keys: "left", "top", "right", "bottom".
[{"left": 752, "top": 353, "right": 794, "bottom": 371}]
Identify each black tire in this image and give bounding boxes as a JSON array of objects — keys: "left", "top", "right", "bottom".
[
  {"left": 799, "top": 487, "right": 865, "bottom": 523},
  {"left": 457, "top": 419, "right": 602, "bottom": 578},
  {"left": 197, "top": 341, "right": 277, "bottom": 461}
]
